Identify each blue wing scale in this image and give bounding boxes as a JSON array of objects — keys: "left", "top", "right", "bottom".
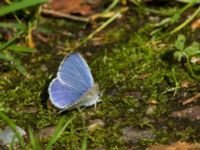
[
  {"left": 58, "top": 53, "right": 94, "bottom": 93},
  {"left": 48, "top": 53, "right": 95, "bottom": 109}
]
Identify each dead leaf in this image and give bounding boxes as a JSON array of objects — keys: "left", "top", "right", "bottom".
[
  {"left": 146, "top": 105, "right": 157, "bottom": 115},
  {"left": 181, "top": 93, "right": 200, "bottom": 105},
  {"left": 138, "top": 73, "right": 151, "bottom": 80},
  {"left": 146, "top": 141, "right": 200, "bottom": 150},
  {"left": 47, "top": 0, "right": 102, "bottom": 16},
  {"left": 180, "top": 80, "right": 191, "bottom": 88},
  {"left": 124, "top": 91, "right": 142, "bottom": 99},
  {"left": 191, "top": 18, "right": 200, "bottom": 30},
  {"left": 171, "top": 105, "right": 200, "bottom": 121},
  {"left": 147, "top": 99, "right": 158, "bottom": 105},
  {"left": 26, "top": 28, "right": 35, "bottom": 48},
  {"left": 191, "top": 56, "right": 200, "bottom": 65}
]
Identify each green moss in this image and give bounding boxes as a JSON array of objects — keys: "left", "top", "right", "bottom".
[{"left": 0, "top": 4, "right": 200, "bottom": 149}]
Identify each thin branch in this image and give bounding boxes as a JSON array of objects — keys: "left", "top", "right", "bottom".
[{"left": 41, "top": 9, "right": 90, "bottom": 22}]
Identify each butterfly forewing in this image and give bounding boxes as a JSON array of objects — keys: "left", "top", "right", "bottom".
[
  {"left": 58, "top": 53, "right": 94, "bottom": 93},
  {"left": 49, "top": 53, "right": 96, "bottom": 109}
]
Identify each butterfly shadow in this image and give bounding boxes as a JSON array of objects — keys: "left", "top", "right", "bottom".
[{"left": 39, "top": 75, "right": 55, "bottom": 109}]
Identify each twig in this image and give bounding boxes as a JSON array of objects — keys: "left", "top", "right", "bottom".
[
  {"left": 79, "top": 12, "right": 121, "bottom": 47},
  {"left": 41, "top": 9, "right": 90, "bottom": 22},
  {"left": 104, "top": 0, "right": 119, "bottom": 13},
  {"left": 65, "top": 12, "right": 121, "bottom": 52},
  {"left": 0, "top": 30, "right": 23, "bottom": 50},
  {"left": 182, "top": 93, "right": 200, "bottom": 105},
  {"left": 170, "top": 4, "right": 200, "bottom": 35}
]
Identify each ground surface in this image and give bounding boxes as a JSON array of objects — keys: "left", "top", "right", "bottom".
[{"left": 0, "top": 1, "right": 200, "bottom": 149}]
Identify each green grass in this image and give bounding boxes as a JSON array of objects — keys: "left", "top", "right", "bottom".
[
  {"left": 0, "top": 0, "right": 47, "bottom": 16},
  {"left": 0, "top": 112, "right": 25, "bottom": 149},
  {"left": 0, "top": 1, "right": 200, "bottom": 149},
  {"left": 0, "top": 112, "right": 75, "bottom": 149}
]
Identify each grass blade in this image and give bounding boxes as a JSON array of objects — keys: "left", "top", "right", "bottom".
[
  {"left": 0, "top": 22, "right": 26, "bottom": 31},
  {"left": 29, "top": 128, "right": 41, "bottom": 150},
  {"left": 0, "top": 52, "right": 9, "bottom": 61},
  {"left": 80, "top": 114, "right": 87, "bottom": 150},
  {"left": 0, "top": 31, "right": 23, "bottom": 50},
  {"left": 45, "top": 117, "right": 74, "bottom": 150},
  {"left": 8, "top": 45, "right": 36, "bottom": 53},
  {"left": 0, "top": 112, "right": 25, "bottom": 150},
  {"left": 1, "top": 51, "right": 27, "bottom": 75},
  {"left": 0, "top": 0, "right": 48, "bottom": 16}
]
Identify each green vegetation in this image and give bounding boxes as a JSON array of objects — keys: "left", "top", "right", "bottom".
[{"left": 0, "top": 0, "right": 200, "bottom": 149}]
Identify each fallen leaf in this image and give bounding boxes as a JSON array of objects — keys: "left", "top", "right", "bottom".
[
  {"left": 45, "top": 0, "right": 102, "bottom": 16},
  {"left": 180, "top": 80, "right": 191, "bottom": 88},
  {"left": 146, "top": 141, "right": 200, "bottom": 150},
  {"left": 171, "top": 105, "right": 200, "bottom": 121},
  {"left": 191, "top": 56, "right": 200, "bottom": 65},
  {"left": 181, "top": 93, "right": 200, "bottom": 105},
  {"left": 146, "top": 105, "right": 157, "bottom": 115},
  {"left": 191, "top": 18, "right": 200, "bottom": 30},
  {"left": 124, "top": 91, "right": 142, "bottom": 99},
  {"left": 147, "top": 99, "right": 158, "bottom": 105},
  {"left": 26, "top": 28, "right": 35, "bottom": 48},
  {"left": 138, "top": 73, "right": 151, "bottom": 80}
]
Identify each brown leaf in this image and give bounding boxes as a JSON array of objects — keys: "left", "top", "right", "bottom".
[
  {"left": 191, "top": 18, "right": 200, "bottom": 30},
  {"left": 138, "top": 73, "right": 151, "bottom": 80},
  {"left": 26, "top": 28, "right": 35, "bottom": 48},
  {"left": 191, "top": 56, "right": 200, "bottom": 65},
  {"left": 180, "top": 80, "right": 191, "bottom": 88},
  {"left": 49, "top": 0, "right": 102, "bottom": 16},
  {"left": 146, "top": 141, "right": 200, "bottom": 150},
  {"left": 171, "top": 105, "right": 200, "bottom": 121},
  {"left": 181, "top": 93, "right": 200, "bottom": 105}
]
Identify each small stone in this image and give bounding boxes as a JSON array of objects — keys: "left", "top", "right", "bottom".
[
  {"left": 0, "top": 126, "right": 26, "bottom": 146},
  {"left": 146, "top": 141, "right": 200, "bottom": 150},
  {"left": 146, "top": 105, "right": 157, "bottom": 115},
  {"left": 87, "top": 119, "right": 104, "bottom": 132},
  {"left": 171, "top": 105, "right": 200, "bottom": 121},
  {"left": 37, "top": 126, "right": 56, "bottom": 140},
  {"left": 40, "top": 64, "right": 48, "bottom": 72},
  {"left": 22, "top": 106, "right": 38, "bottom": 113},
  {"left": 181, "top": 80, "right": 191, "bottom": 88},
  {"left": 121, "top": 127, "right": 154, "bottom": 143}
]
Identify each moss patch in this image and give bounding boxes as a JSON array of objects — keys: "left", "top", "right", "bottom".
[{"left": 0, "top": 3, "right": 200, "bottom": 149}]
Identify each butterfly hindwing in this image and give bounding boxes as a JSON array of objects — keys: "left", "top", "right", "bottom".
[{"left": 48, "top": 78, "right": 83, "bottom": 109}]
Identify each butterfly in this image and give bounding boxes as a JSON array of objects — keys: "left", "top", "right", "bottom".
[{"left": 48, "top": 53, "right": 100, "bottom": 112}]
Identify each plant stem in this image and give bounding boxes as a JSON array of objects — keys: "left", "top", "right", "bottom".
[
  {"left": 79, "top": 12, "right": 121, "bottom": 47},
  {"left": 170, "top": 5, "right": 200, "bottom": 34}
]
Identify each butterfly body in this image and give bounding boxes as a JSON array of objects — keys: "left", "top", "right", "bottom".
[
  {"left": 60, "top": 84, "right": 100, "bottom": 112},
  {"left": 48, "top": 53, "right": 100, "bottom": 111}
]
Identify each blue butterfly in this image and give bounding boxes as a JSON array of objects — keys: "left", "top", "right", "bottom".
[{"left": 48, "top": 53, "right": 100, "bottom": 111}]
